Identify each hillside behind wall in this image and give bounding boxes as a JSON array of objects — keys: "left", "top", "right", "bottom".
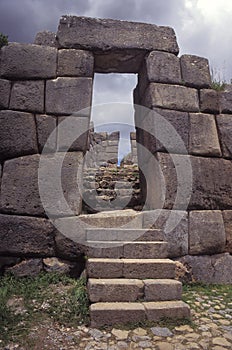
[{"left": 0, "top": 15, "right": 231, "bottom": 282}]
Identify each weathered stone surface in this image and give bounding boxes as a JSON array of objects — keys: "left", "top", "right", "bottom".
[
  {"left": 123, "top": 242, "right": 168, "bottom": 259},
  {"left": 189, "top": 113, "right": 221, "bottom": 156},
  {"left": 144, "top": 279, "right": 182, "bottom": 301},
  {"left": 180, "top": 55, "right": 211, "bottom": 88},
  {"left": 57, "top": 16, "right": 179, "bottom": 54},
  {"left": 45, "top": 77, "right": 92, "bottom": 115},
  {"left": 36, "top": 114, "right": 57, "bottom": 153},
  {"left": 123, "top": 259, "right": 175, "bottom": 279},
  {"left": 57, "top": 116, "right": 90, "bottom": 151},
  {"left": 0, "top": 78, "right": 11, "bottom": 108},
  {"left": 222, "top": 210, "right": 232, "bottom": 253},
  {"left": 200, "top": 89, "right": 220, "bottom": 113},
  {"left": 142, "top": 210, "right": 188, "bottom": 257},
  {"left": 178, "top": 253, "right": 232, "bottom": 284},
  {"left": 190, "top": 156, "right": 232, "bottom": 209},
  {"left": 189, "top": 211, "right": 226, "bottom": 255},
  {"left": 220, "top": 84, "right": 232, "bottom": 113},
  {"left": 10, "top": 80, "right": 44, "bottom": 113},
  {"left": 0, "top": 153, "right": 83, "bottom": 216},
  {"left": 34, "top": 30, "right": 58, "bottom": 47},
  {"left": 6, "top": 259, "right": 43, "bottom": 277},
  {"left": 136, "top": 108, "right": 189, "bottom": 155},
  {"left": 0, "top": 43, "right": 57, "bottom": 79},
  {"left": 90, "top": 302, "right": 146, "bottom": 327},
  {"left": 58, "top": 49, "right": 94, "bottom": 76},
  {"left": 139, "top": 51, "right": 181, "bottom": 96},
  {"left": 87, "top": 258, "right": 123, "bottom": 278},
  {"left": 54, "top": 230, "right": 85, "bottom": 259},
  {"left": 144, "top": 301, "right": 190, "bottom": 321},
  {"left": 142, "top": 83, "right": 199, "bottom": 112},
  {"left": 88, "top": 278, "right": 143, "bottom": 302},
  {"left": 0, "top": 214, "right": 55, "bottom": 256},
  {"left": 0, "top": 110, "right": 38, "bottom": 160},
  {"left": 94, "top": 50, "right": 146, "bottom": 73},
  {"left": 153, "top": 153, "right": 232, "bottom": 210},
  {"left": 86, "top": 242, "right": 123, "bottom": 259},
  {"left": 216, "top": 114, "right": 232, "bottom": 158}
]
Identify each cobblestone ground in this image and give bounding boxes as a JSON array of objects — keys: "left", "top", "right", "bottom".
[{"left": 1, "top": 287, "right": 231, "bottom": 350}]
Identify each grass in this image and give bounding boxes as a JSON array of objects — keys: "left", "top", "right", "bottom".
[
  {"left": 211, "top": 80, "right": 226, "bottom": 91},
  {"left": 0, "top": 275, "right": 231, "bottom": 347},
  {"left": 0, "top": 273, "right": 89, "bottom": 346}
]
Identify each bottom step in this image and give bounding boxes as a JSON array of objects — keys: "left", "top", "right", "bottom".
[{"left": 90, "top": 301, "right": 190, "bottom": 327}]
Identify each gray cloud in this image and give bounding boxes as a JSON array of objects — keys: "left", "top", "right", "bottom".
[{"left": 1, "top": 0, "right": 232, "bottom": 157}]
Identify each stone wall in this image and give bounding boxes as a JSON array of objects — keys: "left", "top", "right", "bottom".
[{"left": 0, "top": 15, "right": 232, "bottom": 282}]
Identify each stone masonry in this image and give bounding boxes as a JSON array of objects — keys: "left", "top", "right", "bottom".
[{"left": 0, "top": 15, "right": 232, "bottom": 290}]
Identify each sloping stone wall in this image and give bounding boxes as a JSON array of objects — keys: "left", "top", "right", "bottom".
[{"left": 0, "top": 15, "right": 231, "bottom": 282}]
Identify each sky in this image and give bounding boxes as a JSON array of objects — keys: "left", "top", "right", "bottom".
[{"left": 0, "top": 0, "right": 231, "bottom": 159}]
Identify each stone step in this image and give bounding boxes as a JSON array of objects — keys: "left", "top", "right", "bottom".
[
  {"left": 86, "top": 241, "right": 168, "bottom": 259},
  {"left": 86, "top": 228, "right": 164, "bottom": 241},
  {"left": 79, "top": 209, "right": 143, "bottom": 228},
  {"left": 88, "top": 278, "right": 182, "bottom": 302},
  {"left": 87, "top": 258, "right": 175, "bottom": 279},
  {"left": 90, "top": 301, "right": 190, "bottom": 327}
]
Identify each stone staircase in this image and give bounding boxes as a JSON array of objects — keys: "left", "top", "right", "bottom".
[
  {"left": 85, "top": 227, "right": 190, "bottom": 327},
  {"left": 82, "top": 165, "right": 142, "bottom": 214}
]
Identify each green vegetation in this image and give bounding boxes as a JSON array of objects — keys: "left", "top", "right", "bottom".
[
  {"left": 0, "top": 275, "right": 231, "bottom": 347},
  {"left": 0, "top": 273, "right": 89, "bottom": 346},
  {"left": 0, "top": 33, "right": 8, "bottom": 48},
  {"left": 210, "top": 67, "right": 227, "bottom": 91}
]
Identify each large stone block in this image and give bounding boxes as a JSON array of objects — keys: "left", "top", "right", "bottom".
[
  {"left": 180, "top": 55, "right": 211, "bottom": 88},
  {"left": 142, "top": 210, "right": 188, "bottom": 257},
  {"left": 153, "top": 153, "right": 232, "bottom": 210},
  {"left": 220, "top": 84, "right": 232, "bottom": 113},
  {"left": 200, "top": 89, "right": 220, "bottom": 114},
  {"left": 45, "top": 77, "right": 92, "bottom": 115},
  {"left": 0, "top": 214, "right": 55, "bottom": 256},
  {"left": 216, "top": 114, "right": 232, "bottom": 158},
  {"left": 189, "top": 210, "right": 226, "bottom": 255},
  {"left": 57, "top": 16, "right": 179, "bottom": 54},
  {"left": 0, "top": 43, "right": 57, "bottom": 79},
  {"left": 189, "top": 113, "right": 221, "bottom": 156},
  {"left": 0, "top": 152, "right": 83, "bottom": 217},
  {"left": 58, "top": 49, "right": 94, "bottom": 77},
  {"left": 34, "top": 31, "right": 58, "bottom": 47},
  {"left": 222, "top": 210, "right": 232, "bottom": 253},
  {"left": 0, "top": 79, "right": 11, "bottom": 108},
  {"left": 57, "top": 116, "right": 90, "bottom": 152},
  {"left": 136, "top": 108, "right": 189, "bottom": 156},
  {"left": 178, "top": 253, "right": 232, "bottom": 284},
  {"left": 10, "top": 80, "right": 44, "bottom": 113},
  {"left": 36, "top": 114, "right": 57, "bottom": 153},
  {"left": 139, "top": 51, "right": 181, "bottom": 96},
  {"left": 142, "top": 83, "right": 199, "bottom": 112},
  {"left": 0, "top": 110, "right": 38, "bottom": 160}
]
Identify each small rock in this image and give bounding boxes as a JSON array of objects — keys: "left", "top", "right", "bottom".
[
  {"left": 156, "top": 342, "right": 174, "bottom": 350},
  {"left": 138, "top": 341, "right": 153, "bottom": 348},
  {"left": 111, "top": 329, "right": 129, "bottom": 340},
  {"left": 133, "top": 327, "right": 147, "bottom": 336},
  {"left": 151, "top": 327, "right": 173, "bottom": 337},
  {"left": 212, "top": 337, "right": 231, "bottom": 347},
  {"left": 174, "top": 325, "right": 194, "bottom": 333},
  {"left": 88, "top": 328, "right": 104, "bottom": 340}
]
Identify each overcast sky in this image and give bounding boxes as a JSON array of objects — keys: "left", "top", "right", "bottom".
[{"left": 0, "top": 0, "right": 231, "bottom": 159}]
